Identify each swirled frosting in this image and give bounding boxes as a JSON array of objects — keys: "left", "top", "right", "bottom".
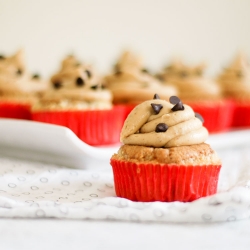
[
  {"left": 0, "top": 49, "right": 48, "bottom": 101},
  {"left": 120, "top": 95, "right": 208, "bottom": 148},
  {"left": 33, "top": 56, "right": 112, "bottom": 111},
  {"left": 159, "top": 59, "right": 221, "bottom": 101},
  {"left": 104, "top": 51, "right": 177, "bottom": 104},
  {"left": 217, "top": 53, "right": 250, "bottom": 100}
]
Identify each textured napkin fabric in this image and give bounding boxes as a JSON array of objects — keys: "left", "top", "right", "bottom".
[{"left": 0, "top": 147, "right": 250, "bottom": 223}]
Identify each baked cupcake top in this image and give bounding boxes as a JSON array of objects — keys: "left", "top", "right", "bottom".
[
  {"left": 104, "top": 51, "right": 177, "bottom": 104},
  {"left": 159, "top": 59, "right": 221, "bottom": 101},
  {"left": 0, "top": 49, "right": 48, "bottom": 101},
  {"left": 120, "top": 94, "right": 208, "bottom": 148},
  {"left": 217, "top": 53, "right": 250, "bottom": 100},
  {"left": 32, "top": 56, "right": 112, "bottom": 111}
]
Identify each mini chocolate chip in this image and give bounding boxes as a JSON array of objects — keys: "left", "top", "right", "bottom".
[
  {"left": 155, "top": 123, "right": 168, "bottom": 133},
  {"left": 115, "top": 71, "right": 122, "bottom": 75},
  {"left": 0, "top": 55, "right": 5, "bottom": 60},
  {"left": 179, "top": 71, "right": 188, "bottom": 78},
  {"left": 32, "top": 74, "right": 40, "bottom": 79},
  {"left": 171, "top": 101, "right": 184, "bottom": 111},
  {"left": 16, "top": 69, "right": 22, "bottom": 75},
  {"left": 169, "top": 96, "right": 180, "bottom": 105},
  {"left": 76, "top": 77, "right": 84, "bottom": 86},
  {"left": 53, "top": 82, "right": 62, "bottom": 89},
  {"left": 85, "top": 70, "right": 92, "bottom": 78},
  {"left": 151, "top": 103, "right": 163, "bottom": 114},
  {"left": 195, "top": 112, "right": 204, "bottom": 123},
  {"left": 91, "top": 85, "right": 98, "bottom": 90},
  {"left": 141, "top": 68, "right": 149, "bottom": 73},
  {"left": 153, "top": 93, "right": 160, "bottom": 99},
  {"left": 75, "top": 62, "right": 81, "bottom": 67}
]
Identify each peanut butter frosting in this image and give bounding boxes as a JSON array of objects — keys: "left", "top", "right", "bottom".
[
  {"left": 217, "top": 53, "right": 250, "bottom": 100},
  {"left": 32, "top": 57, "right": 112, "bottom": 111},
  {"left": 0, "top": 49, "right": 48, "bottom": 102},
  {"left": 104, "top": 51, "right": 177, "bottom": 104},
  {"left": 159, "top": 59, "right": 221, "bottom": 101},
  {"left": 120, "top": 95, "right": 208, "bottom": 148}
]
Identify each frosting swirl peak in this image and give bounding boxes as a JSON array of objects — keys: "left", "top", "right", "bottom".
[{"left": 120, "top": 96, "right": 208, "bottom": 148}]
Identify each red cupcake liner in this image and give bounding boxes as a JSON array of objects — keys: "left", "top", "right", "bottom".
[
  {"left": 0, "top": 101, "right": 32, "bottom": 120},
  {"left": 110, "top": 159, "right": 221, "bottom": 202},
  {"left": 231, "top": 100, "right": 250, "bottom": 128},
  {"left": 186, "top": 99, "right": 235, "bottom": 133},
  {"left": 114, "top": 104, "right": 136, "bottom": 123},
  {"left": 32, "top": 105, "right": 125, "bottom": 146}
]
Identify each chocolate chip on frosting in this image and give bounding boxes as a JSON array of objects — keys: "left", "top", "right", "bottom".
[
  {"left": 16, "top": 69, "right": 22, "bottom": 75},
  {"left": 169, "top": 96, "right": 180, "bottom": 105},
  {"left": 153, "top": 93, "right": 160, "bottom": 99},
  {"left": 170, "top": 96, "right": 184, "bottom": 111},
  {"left": 155, "top": 123, "right": 168, "bottom": 133},
  {"left": 141, "top": 68, "right": 149, "bottom": 73},
  {"left": 195, "top": 112, "right": 204, "bottom": 123},
  {"left": 32, "top": 74, "right": 40, "bottom": 79},
  {"left": 53, "top": 82, "right": 62, "bottom": 89},
  {"left": 151, "top": 103, "right": 163, "bottom": 114},
  {"left": 171, "top": 101, "right": 185, "bottom": 111},
  {"left": 85, "top": 70, "right": 92, "bottom": 78},
  {"left": 76, "top": 77, "right": 85, "bottom": 86}
]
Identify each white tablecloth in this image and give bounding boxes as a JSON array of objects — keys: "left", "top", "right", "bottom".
[{"left": 0, "top": 145, "right": 250, "bottom": 223}]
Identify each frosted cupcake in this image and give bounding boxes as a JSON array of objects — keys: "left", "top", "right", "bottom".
[
  {"left": 0, "top": 49, "right": 48, "bottom": 119},
  {"left": 217, "top": 53, "right": 250, "bottom": 127},
  {"left": 158, "top": 59, "right": 234, "bottom": 133},
  {"left": 104, "top": 50, "right": 177, "bottom": 119},
  {"left": 32, "top": 56, "right": 124, "bottom": 145},
  {"left": 110, "top": 94, "right": 222, "bottom": 202}
]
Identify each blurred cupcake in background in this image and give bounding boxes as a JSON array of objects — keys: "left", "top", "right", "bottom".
[
  {"left": 158, "top": 58, "right": 234, "bottom": 133},
  {"left": 0, "top": 49, "right": 48, "bottom": 119},
  {"left": 32, "top": 55, "right": 124, "bottom": 146},
  {"left": 103, "top": 50, "right": 177, "bottom": 119},
  {"left": 217, "top": 53, "right": 250, "bottom": 128}
]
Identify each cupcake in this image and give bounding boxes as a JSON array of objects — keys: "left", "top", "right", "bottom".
[
  {"left": 31, "top": 55, "right": 124, "bottom": 146},
  {"left": 110, "top": 94, "right": 222, "bottom": 202},
  {"left": 158, "top": 59, "right": 234, "bottom": 133},
  {"left": 104, "top": 50, "right": 177, "bottom": 119},
  {"left": 0, "top": 49, "right": 48, "bottom": 119},
  {"left": 217, "top": 53, "right": 250, "bottom": 128}
]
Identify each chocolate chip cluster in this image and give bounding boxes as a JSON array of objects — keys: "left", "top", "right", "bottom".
[{"left": 151, "top": 94, "right": 204, "bottom": 133}]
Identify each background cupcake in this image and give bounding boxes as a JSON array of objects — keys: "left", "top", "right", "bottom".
[
  {"left": 158, "top": 59, "right": 234, "bottom": 133},
  {"left": 0, "top": 49, "right": 48, "bottom": 119},
  {"left": 110, "top": 95, "right": 222, "bottom": 202},
  {"left": 104, "top": 50, "right": 177, "bottom": 119},
  {"left": 217, "top": 53, "right": 250, "bottom": 128},
  {"left": 32, "top": 55, "right": 124, "bottom": 146}
]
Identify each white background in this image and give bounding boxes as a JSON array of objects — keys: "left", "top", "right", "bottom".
[{"left": 0, "top": 0, "right": 250, "bottom": 79}]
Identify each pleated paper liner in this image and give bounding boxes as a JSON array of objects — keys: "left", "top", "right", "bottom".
[
  {"left": 110, "top": 159, "right": 222, "bottom": 202},
  {"left": 32, "top": 105, "right": 125, "bottom": 146},
  {"left": 185, "top": 99, "right": 235, "bottom": 133},
  {"left": 0, "top": 101, "right": 32, "bottom": 120},
  {"left": 231, "top": 100, "right": 250, "bottom": 128},
  {"left": 113, "top": 104, "right": 137, "bottom": 124}
]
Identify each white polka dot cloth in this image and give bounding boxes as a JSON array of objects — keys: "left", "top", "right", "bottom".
[{"left": 0, "top": 147, "right": 250, "bottom": 223}]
